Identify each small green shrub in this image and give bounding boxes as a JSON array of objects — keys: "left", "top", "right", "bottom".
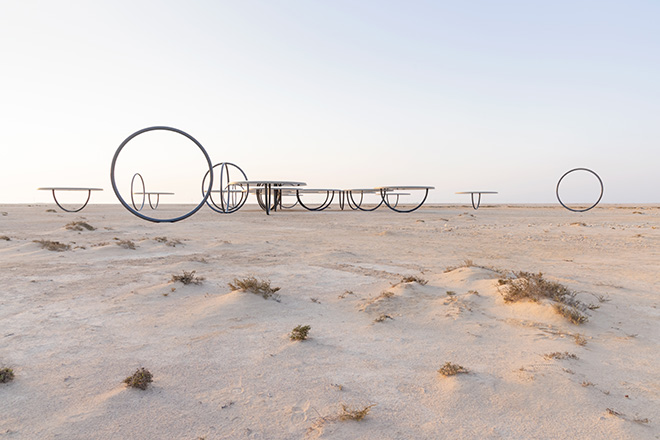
[
  {"left": 290, "top": 325, "right": 311, "bottom": 341},
  {"left": 228, "top": 276, "right": 280, "bottom": 300},
  {"left": 0, "top": 368, "right": 15, "bottom": 383},
  {"left": 123, "top": 367, "right": 153, "bottom": 390},
  {"left": 171, "top": 270, "right": 204, "bottom": 285},
  {"left": 438, "top": 362, "right": 468, "bottom": 376}
]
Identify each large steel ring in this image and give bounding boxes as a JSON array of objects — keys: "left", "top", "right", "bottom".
[
  {"left": 111, "top": 126, "right": 214, "bottom": 223},
  {"left": 202, "top": 162, "right": 248, "bottom": 213},
  {"left": 556, "top": 168, "right": 604, "bottom": 212}
]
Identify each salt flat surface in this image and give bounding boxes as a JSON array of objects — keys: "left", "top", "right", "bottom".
[{"left": 0, "top": 204, "right": 658, "bottom": 439}]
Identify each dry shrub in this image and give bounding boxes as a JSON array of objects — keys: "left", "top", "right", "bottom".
[
  {"left": 123, "top": 367, "right": 153, "bottom": 390},
  {"left": 154, "top": 236, "right": 182, "bottom": 247},
  {"left": 33, "top": 239, "right": 70, "bottom": 252},
  {"left": 543, "top": 352, "right": 578, "bottom": 360},
  {"left": 113, "top": 238, "right": 137, "bottom": 250},
  {"left": 339, "top": 404, "right": 376, "bottom": 421},
  {"left": 498, "top": 272, "right": 588, "bottom": 324},
  {"left": 0, "top": 367, "right": 14, "bottom": 383},
  {"left": 374, "top": 314, "right": 393, "bottom": 323},
  {"left": 438, "top": 362, "right": 469, "bottom": 376},
  {"left": 228, "top": 276, "right": 280, "bottom": 300},
  {"left": 171, "top": 270, "right": 204, "bottom": 285},
  {"left": 573, "top": 334, "right": 587, "bottom": 346},
  {"left": 0, "top": 235, "right": 10, "bottom": 241},
  {"left": 290, "top": 325, "right": 311, "bottom": 341},
  {"left": 400, "top": 275, "right": 428, "bottom": 285},
  {"left": 65, "top": 221, "right": 96, "bottom": 231}
]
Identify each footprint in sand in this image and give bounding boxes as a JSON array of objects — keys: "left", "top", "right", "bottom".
[{"left": 290, "top": 400, "right": 311, "bottom": 424}]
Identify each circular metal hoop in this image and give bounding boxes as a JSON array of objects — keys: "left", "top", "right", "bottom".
[
  {"left": 202, "top": 163, "right": 248, "bottom": 213},
  {"left": 111, "top": 126, "right": 213, "bottom": 223},
  {"left": 130, "top": 173, "right": 146, "bottom": 211},
  {"left": 556, "top": 168, "right": 604, "bottom": 212},
  {"left": 51, "top": 189, "right": 93, "bottom": 213}
]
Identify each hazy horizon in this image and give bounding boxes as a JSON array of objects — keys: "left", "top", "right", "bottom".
[{"left": 2, "top": 1, "right": 659, "bottom": 205}]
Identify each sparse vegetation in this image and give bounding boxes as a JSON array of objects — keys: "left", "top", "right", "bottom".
[
  {"left": 339, "top": 404, "right": 376, "bottom": 421},
  {"left": 400, "top": 275, "right": 428, "bottom": 285},
  {"left": 171, "top": 270, "right": 204, "bottom": 285},
  {"left": 290, "top": 325, "right": 311, "bottom": 341},
  {"left": 123, "top": 367, "right": 153, "bottom": 390},
  {"left": 33, "top": 239, "right": 70, "bottom": 252},
  {"left": 543, "top": 352, "right": 578, "bottom": 360},
  {"left": 0, "top": 367, "right": 15, "bottom": 383},
  {"left": 468, "top": 290, "right": 480, "bottom": 295},
  {"left": 446, "top": 290, "right": 456, "bottom": 296},
  {"left": 444, "top": 259, "right": 474, "bottom": 272},
  {"left": 154, "top": 236, "right": 182, "bottom": 247},
  {"left": 338, "top": 290, "right": 355, "bottom": 299},
  {"left": 45, "top": 209, "right": 56, "bottom": 213},
  {"left": 553, "top": 303, "right": 589, "bottom": 325},
  {"left": 0, "top": 235, "right": 10, "bottom": 241},
  {"left": 438, "top": 362, "right": 469, "bottom": 376},
  {"left": 310, "top": 297, "right": 321, "bottom": 304},
  {"left": 65, "top": 221, "right": 96, "bottom": 231},
  {"left": 114, "top": 238, "right": 137, "bottom": 250},
  {"left": 374, "top": 314, "right": 393, "bottom": 323},
  {"left": 573, "top": 334, "right": 587, "bottom": 346},
  {"left": 228, "top": 276, "right": 280, "bottom": 300},
  {"left": 498, "top": 272, "right": 589, "bottom": 324}
]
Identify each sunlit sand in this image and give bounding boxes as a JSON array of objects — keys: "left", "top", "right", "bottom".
[{"left": 1, "top": 204, "right": 658, "bottom": 439}]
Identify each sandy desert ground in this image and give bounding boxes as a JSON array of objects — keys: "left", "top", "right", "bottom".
[{"left": 0, "top": 203, "right": 658, "bottom": 439}]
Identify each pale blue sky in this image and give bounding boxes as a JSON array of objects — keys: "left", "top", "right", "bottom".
[{"left": 1, "top": 0, "right": 659, "bottom": 204}]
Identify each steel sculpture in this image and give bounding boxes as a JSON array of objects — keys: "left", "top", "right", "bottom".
[
  {"left": 455, "top": 191, "right": 498, "bottom": 210},
  {"left": 556, "top": 168, "right": 604, "bottom": 212},
  {"left": 294, "top": 189, "right": 339, "bottom": 211},
  {"left": 130, "top": 173, "right": 146, "bottom": 211},
  {"left": 37, "top": 187, "right": 103, "bottom": 212},
  {"left": 346, "top": 189, "right": 385, "bottom": 211},
  {"left": 376, "top": 186, "right": 434, "bottom": 213},
  {"left": 203, "top": 162, "right": 249, "bottom": 213},
  {"left": 111, "top": 126, "right": 213, "bottom": 223},
  {"left": 228, "top": 180, "right": 306, "bottom": 215}
]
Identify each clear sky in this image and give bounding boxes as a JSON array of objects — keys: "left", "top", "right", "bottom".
[{"left": 1, "top": 0, "right": 659, "bottom": 205}]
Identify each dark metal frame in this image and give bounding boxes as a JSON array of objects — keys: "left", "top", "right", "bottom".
[
  {"left": 455, "top": 191, "right": 498, "bottom": 210},
  {"left": 110, "top": 126, "right": 213, "bottom": 223},
  {"left": 379, "top": 187, "right": 430, "bottom": 213},
  {"left": 347, "top": 190, "right": 384, "bottom": 211},
  {"left": 203, "top": 163, "right": 248, "bottom": 213},
  {"left": 51, "top": 189, "right": 93, "bottom": 213},
  {"left": 130, "top": 173, "right": 146, "bottom": 211},
  {"left": 556, "top": 168, "right": 604, "bottom": 212},
  {"left": 296, "top": 190, "right": 336, "bottom": 211}
]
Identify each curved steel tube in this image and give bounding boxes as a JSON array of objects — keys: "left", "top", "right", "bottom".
[
  {"left": 380, "top": 188, "right": 429, "bottom": 213},
  {"left": 203, "top": 162, "right": 248, "bottom": 213},
  {"left": 348, "top": 190, "right": 384, "bottom": 211},
  {"left": 296, "top": 190, "right": 335, "bottom": 211},
  {"left": 51, "top": 189, "right": 92, "bottom": 213},
  {"left": 556, "top": 168, "right": 604, "bottom": 212},
  {"left": 130, "top": 173, "right": 146, "bottom": 211},
  {"left": 111, "top": 126, "right": 213, "bottom": 223}
]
